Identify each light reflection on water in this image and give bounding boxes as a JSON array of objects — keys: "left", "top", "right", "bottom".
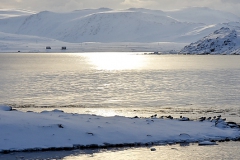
[
  {"left": 63, "top": 142, "right": 240, "bottom": 160},
  {"left": 1, "top": 142, "right": 240, "bottom": 160},
  {"left": 84, "top": 53, "right": 146, "bottom": 70},
  {"left": 0, "top": 53, "right": 240, "bottom": 110}
]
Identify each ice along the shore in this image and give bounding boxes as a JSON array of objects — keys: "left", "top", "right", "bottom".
[{"left": 0, "top": 105, "right": 240, "bottom": 153}]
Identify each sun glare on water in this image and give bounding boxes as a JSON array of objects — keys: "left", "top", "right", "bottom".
[{"left": 84, "top": 53, "right": 145, "bottom": 70}]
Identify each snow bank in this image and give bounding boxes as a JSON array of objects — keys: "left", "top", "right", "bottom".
[{"left": 0, "top": 108, "right": 239, "bottom": 152}]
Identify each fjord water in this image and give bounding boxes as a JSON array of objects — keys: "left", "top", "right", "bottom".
[
  {"left": 0, "top": 53, "right": 240, "bottom": 112},
  {"left": 1, "top": 142, "right": 240, "bottom": 160}
]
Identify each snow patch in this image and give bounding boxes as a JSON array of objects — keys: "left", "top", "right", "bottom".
[{"left": 0, "top": 109, "right": 239, "bottom": 152}]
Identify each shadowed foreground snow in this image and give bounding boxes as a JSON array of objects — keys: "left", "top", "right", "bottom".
[{"left": 0, "top": 105, "right": 239, "bottom": 153}]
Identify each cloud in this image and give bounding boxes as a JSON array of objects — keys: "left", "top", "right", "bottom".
[
  {"left": 9, "top": 0, "right": 126, "bottom": 12},
  {"left": 221, "top": 0, "right": 240, "bottom": 3},
  {"left": 0, "top": 0, "right": 240, "bottom": 16}
]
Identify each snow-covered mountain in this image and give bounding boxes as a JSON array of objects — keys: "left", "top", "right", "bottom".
[
  {"left": 1, "top": 7, "right": 239, "bottom": 43},
  {"left": 0, "top": 9, "right": 199, "bottom": 43},
  {"left": 180, "top": 26, "right": 240, "bottom": 54},
  {"left": 0, "top": 7, "right": 239, "bottom": 52}
]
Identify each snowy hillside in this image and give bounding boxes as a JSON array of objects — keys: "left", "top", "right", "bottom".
[
  {"left": 180, "top": 26, "right": 240, "bottom": 55},
  {"left": 0, "top": 7, "right": 239, "bottom": 52},
  {"left": 1, "top": 7, "right": 239, "bottom": 43},
  {"left": 0, "top": 31, "right": 68, "bottom": 52},
  {"left": 0, "top": 9, "right": 201, "bottom": 43}
]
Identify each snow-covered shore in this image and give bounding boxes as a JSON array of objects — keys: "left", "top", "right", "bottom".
[
  {"left": 0, "top": 34, "right": 185, "bottom": 53},
  {"left": 0, "top": 105, "right": 240, "bottom": 153}
]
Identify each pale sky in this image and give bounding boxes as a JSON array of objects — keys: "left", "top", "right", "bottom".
[{"left": 1, "top": 0, "right": 240, "bottom": 16}]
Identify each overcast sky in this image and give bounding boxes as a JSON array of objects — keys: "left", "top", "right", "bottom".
[{"left": 1, "top": 0, "right": 240, "bottom": 16}]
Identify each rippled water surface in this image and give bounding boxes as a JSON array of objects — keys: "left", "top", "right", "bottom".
[
  {"left": 1, "top": 53, "right": 240, "bottom": 110},
  {"left": 1, "top": 142, "right": 240, "bottom": 160}
]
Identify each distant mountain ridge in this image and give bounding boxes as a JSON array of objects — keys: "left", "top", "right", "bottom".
[
  {"left": 0, "top": 7, "right": 239, "bottom": 43},
  {"left": 0, "top": 7, "right": 240, "bottom": 53}
]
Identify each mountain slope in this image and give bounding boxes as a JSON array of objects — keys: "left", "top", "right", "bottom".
[
  {"left": 1, "top": 7, "right": 239, "bottom": 43},
  {"left": 180, "top": 26, "right": 240, "bottom": 54},
  {"left": 0, "top": 7, "right": 240, "bottom": 52},
  {"left": 0, "top": 9, "right": 201, "bottom": 43},
  {"left": 52, "top": 11, "right": 199, "bottom": 43}
]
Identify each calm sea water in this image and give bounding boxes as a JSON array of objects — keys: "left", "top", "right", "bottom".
[
  {"left": 1, "top": 53, "right": 240, "bottom": 110},
  {"left": 1, "top": 53, "right": 240, "bottom": 159},
  {"left": 1, "top": 142, "right": 240, "bottom": 160}
]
